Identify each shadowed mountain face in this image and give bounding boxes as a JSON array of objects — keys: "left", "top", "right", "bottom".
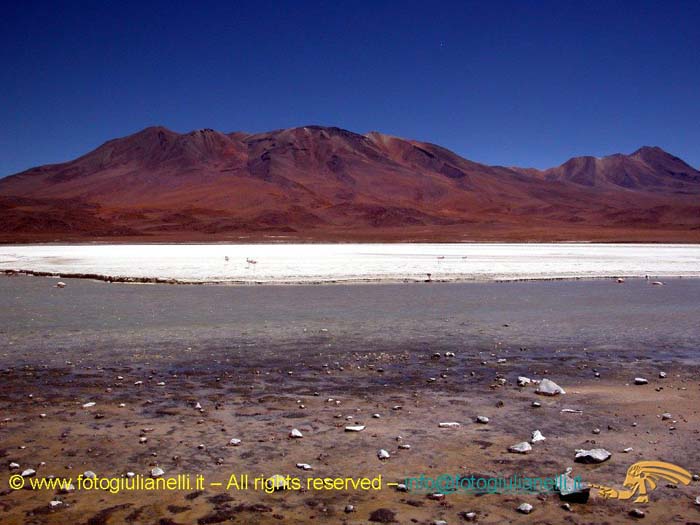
[{"left": 1, "top": 126, "right": 699, "bottom": 242}]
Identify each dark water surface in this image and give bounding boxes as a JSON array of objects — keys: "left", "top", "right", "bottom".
[{"left": 1, "top": 276, "right": 699, "bottom": 368}]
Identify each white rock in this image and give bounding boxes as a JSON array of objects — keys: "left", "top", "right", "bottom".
[
  {"left": 531, "top": 401, "right": 541, "bottom": 408},
  {"left": 377, "top": 449, "right": 390, "bottom": 460},
  {"left": 59, "top": 482, "right": 75, "bottom": 493},
  {"left": 126, "top": 472, "right": 135, "bottom": 478},
  {"left": 476, "top": 416, "right": 489, "bottom": 424},
  {"left": 194, "top": 402, "right": 202, "bottom": 409},
  {"left": 49, "top": 500, "right": 63, "bottom": 509},
  {"left": 345, "top": 425, "right": 366, "bottom": 432},
  {"left": 517, "top": 502, "right": 533, "bottom": 514},
  {"left": 372, "top": 413, "right": 381, "bottom": 418},
  {"left": 296, "top": 463, "right": 313, "bottom": 470},
  {"left": 651, "top": 281, "right": 664, "bottom": 286},
  {"left": 509, "top": 442, "right": 532, "bottom": 454},
  {"left": 536, "top": 378, "right": 565, "bottom": 396},
  {"left": 694, "top": 496, "right": 700, "bottom": 506},
  {"left": 139, "top": 437, "right": 148, "bottom": 443},
  {"left": 517, "top": 376, "right": 531, "bottom": 386},
  {"left": 150, "top": 467, "right": 164, "bottom": 478},
  {"left": 623, "top": 447, "right": 634, "bottom": 453},
  {"left": 574, "top": 448, "right": 611, "bottom": 464},
  {"left": 530, "top": 430, "right": 546, "bottom": 443},
  {"left": 634, "top": 377, "right": 648, "bottom": 385},
  {"left": 561, "top": 408, "right": 583, "bottom": 414},
  {"left": 21, "top": 468, "right": 36, "bottom": 477},
  {"left": 82, "top": 402, "right": 96, "bottom": 408},
  {"left": 266, "top": 474, "right": 288, "bottom": 491},
  {"left": 345, "top": 504, "right": 355, "bottom": 513},
  {"left": 55, "top": 282, "right": 66, "bottom": 288},
  {"left": 83, "top": 470, "right": 96, "bottom": 479},
  {"left": 659, "top": 371, "right": 667, "bottom": 378},
  {"left": 398, "top": 444, "right": 411, "bottom": 449},
  {"left": 438, "top": 422, "right": 461, "bottom": 428},
  {"left": 289, "top": 428, "right": 303, "bottom": 438},
  {"left": 229, "top": 438, "right": 242, "bottom": 446},
  {"left": 9, "top": 462, "right": 20, "bottom": 470},
  {"left": 661, "top": 413, "right": 672, "bottom": 421}
]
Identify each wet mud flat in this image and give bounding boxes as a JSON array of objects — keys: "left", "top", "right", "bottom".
[{"left": 1, "top": 276, "right": 700, "bottom": 524}]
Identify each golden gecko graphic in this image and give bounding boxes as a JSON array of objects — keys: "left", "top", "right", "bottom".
[{"left": 591, "top": 461, "right": 692, "bottom": 503}]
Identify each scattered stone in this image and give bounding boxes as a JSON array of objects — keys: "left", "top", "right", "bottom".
[
  {"left": 266, "top": 474, "right": 288, "bottom": 491},
  {"left": 509, "top": 442, "right": 532, "bottom": 454},
  {"left": 229, "top": 438, "right": 241, "bottom": 446},
  {"left": 476, "top": 416, "right": 489, "bottom": 424},
  {"left": 694, "top": 496, "right": 700, "bottom": 506},
  {"left": 661, "top": 413, "right": 672, "bottom": 421},
  {"left": 296, "top": 463, "right": 312, "bottom": 470},
  {"left": 629, "top": 508, "right": 645, "bottom": 518},
  {"left": 574, "top": 448, "right": 611, "bottom": 464},
  {"left": 517, "top": 376, "right": 531, "bottom": 387},
  {"left": 516, "top": 502, "right": 533, "bottom": 514},
  {"left": 83, "top": 471, "right": 96, "bottom": 479},
  {"left": 536, "top": 378, "right": 565, "bottom": 396},
  {"left": 21, "top": 468, "right": 36, "bottom": 477},
  {"left": 82, "top": 402, "right": 96, "bottom": 408},
  {"left": 622, "top": 447, "right": 634, "bottom": 453},
  {"left": 49, "top": 500, "right": 63, "bottom": 509},
  {"left": 651, "top": 281, "right": 664, "bottom": 286},
  {"left": 556, "top": 467, "right": 590, "bottom": 503},
  {"left": 659, "top": 371, "right": 667, "bottom": 378},
  {"left": 398, "top": 444, "right": 411, "bottom": 450},
  {"left": 55, "top": 282, "right": 66, "bottom": 288},
  {"left": 427, "top": 493, "right": 445, "bottom": 500},
  {"left": 377, "top": 449, "right": 390, "bottom": 460},
  {"left": 151, "top": 467, "right": 164, "bottom": 478},
  {"left": 438, "top": 422, "right": 461, "bottom": 428},
  {"left": 460, "top": 511, "right": 477, "bottom": 521},
  {"left": 9, "top": 462, "right": 20, "bottom": 470},
  {"left": 592, "top": 428, "right": 601, "bottom": 434},
  {"left": 561, "top": 408, "right": 583, "bottom": 414},
  {"left": 369, "top": 508, "right": 396, "bottom": 523},
  {"left": 531, "top": 401, "right": 541, "bottom": 408},
  {"left": 345, "top": 504, "right": 355, "bottom": 513},
  {"left": 372, "top": 414, "right": 381, "bottom": 418},
  {"left": 530, "top": 430, "right": 546, "bottom": 443},
  {"left": 345, "top": 425, "right": 366, "bottom": 432},
  {"left": 445, "top": 352, "right": 455, "bottom": 357},
  {"left": 289, "top": 429, "right": 303, "bottom": 438},
  {"left": 634, "top": 378, "right": 649, "bottom": 385}
]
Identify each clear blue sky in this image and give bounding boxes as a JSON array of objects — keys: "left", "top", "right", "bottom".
[{"left": 1, "top": 0, "right": 698, "bottom": 177}]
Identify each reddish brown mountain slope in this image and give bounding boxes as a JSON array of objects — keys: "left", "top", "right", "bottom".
[{"left": 1, "top": 126, "right": 698, "bottom": 242}]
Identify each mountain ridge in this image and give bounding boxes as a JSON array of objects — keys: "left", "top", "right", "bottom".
[{"left": 1, "top": 125, "right": 699, "bottom": 243}]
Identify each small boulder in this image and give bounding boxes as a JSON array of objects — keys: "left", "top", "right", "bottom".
[{"left": 536, "top": 378, "right": 565, "bottom": 396}]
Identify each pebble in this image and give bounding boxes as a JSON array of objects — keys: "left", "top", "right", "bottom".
[
  {"left": 659, "top": 371, "right": 667, "bottom": 378},
  {"left": 574, "top": 448, "right": 611, "bottom": 463},
  {"left": 536, "top": 378, "right": 566, "bottom": 396},
  {"left": 82, "top": 402, "right": 96, "bottom": 408},
  {"left": 296, "top": 463, "right": 313, "bottom": 470},
  {"left": 661, "top": 413, "right": 672, "bottom": 421},
  {"left": 623, "top": 447, "right": 634, "bottom": 453},
  {"left": 49, "top": 500, "right": 63, "bottom": 509},
  {"left": 151, "top": 467, "right": 164, "bottom": 478},
  {"left": 629, "top": 508, "right": 645, "bottom": 518},
  {"left": 377, "top": 449, "right": 390, "bottom": 460},
  {"left": 21, "top": 468, "right": 36, "bottom": 477},
  {"left": 289, "top": 428, "right": 303, "bottom": 438},
  {"left": 229, "top": 438, "right": 242, "bottom": 446},
  {"left": 398, "top": 444, "right": 411, "bottom": 450},
  {"left": 561, "top": 503, "right": 572, "bottom": 511},
  {"left": 55, "top": 282, "right": 66, "bottom": 288},
  {"left": 530, "top": 430, "right": 546, "bottom": 443},
  {"left": 476, "top": 416, "right": 489, "bottom": 424},
  {"left": 517, "top": 376, "right": 531, "bottom": 386},
  {"left": 345, "top": 425, "right": 366, "bottom": 432},
  {"left": 438, "top": 422, "right": 461, "bottom": 428},
  {"left": 517, "top": 502, "right": 533, "bottom": 514},
  {"left": 345, "top": 505, "right": 355, "bottom": 513},
  {"left": 509, "top": 442, "right": 532, "bottom": 454},
  {"left": 592, "top": 428, "right": 601, "bottom": 434},
  {"left": 634, "top": 377, "right": 649, "bottom": 385},
  {"left": 266, "top": 474, "right": 288, "bottom": 491},
  {"left": 9, "top": 462, "right": 20, "bottom": 470},
  {"left": 531, "top": 401, "right": 541, "bottom": 408},
  {"left": 694, "top": 496, "right": 700, "bottom": 506},
  {"left": 461, "top": 512, "right": 477, "bottom": 521}
]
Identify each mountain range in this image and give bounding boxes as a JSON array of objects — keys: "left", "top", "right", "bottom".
[{"left": 1, "top": 125, "right": 699, "bottom": 242}]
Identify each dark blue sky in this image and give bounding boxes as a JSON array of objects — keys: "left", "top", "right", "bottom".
[{"left": 1, "top": 0, "right": 699, "bottom": 177}]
